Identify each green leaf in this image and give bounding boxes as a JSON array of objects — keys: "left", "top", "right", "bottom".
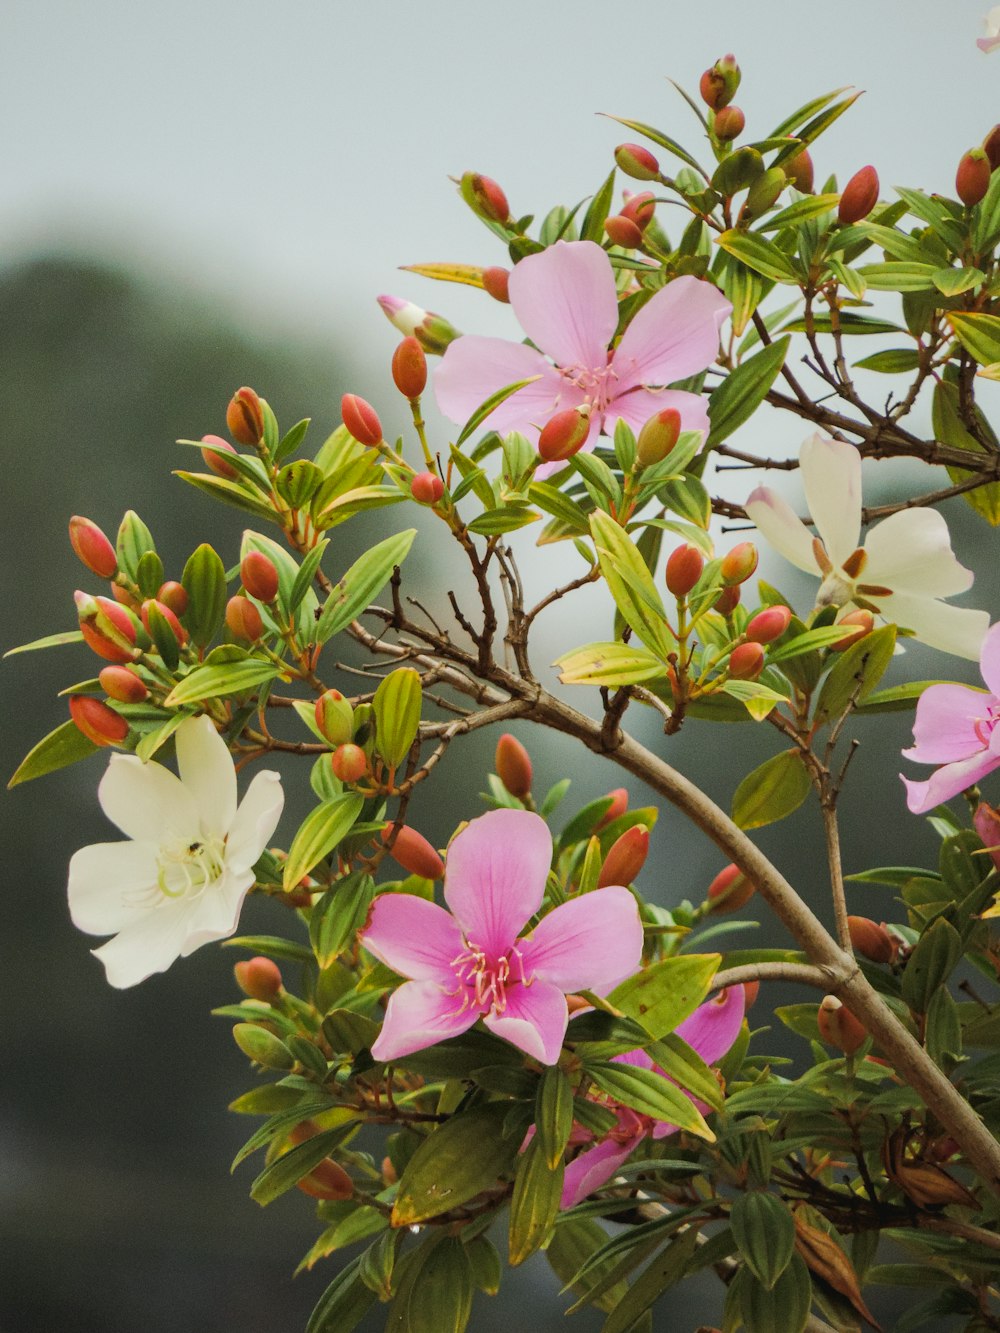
[
  {"left": 770, "top": 91, "right": 860, "bottom": 166},
  {"left": 372, "top": 667, "right": 421, "bottom": 768},
  {"left": 309, "top": 873, "right": 374, "bottom": 966},
  {"left": 765, "top": 625, "right": 853, "bottom": 662},
  {"left": 608, "top": 954, "right": 720, "bottom": 1040},
  {"left": 853, "top": 348, "right": 921, "bottom": 374},
  {"left": 392, "top": 1104, "right": 518, "bottom": 1225},
  {"left": 536, "top": 1066, "right": 575, "bottom": 1169},
  {"left": 175, "top": 471, "right": 276, "bottom": 521},
  {"left": 650, "top": 1033, "right": 723, "bottom": 1110},
  {"left": 759, "top": 194, "right": 839, "bottom": 232},
  {"left": 580, "top": 168, "right": 617, "bottom": 243},
  {"left": 547, "top": 1218, "right": 629, "bottom": 1314},
  {"left": 8, "top": 719, "right": 99, "bottom": 787},
  {"left": 467, "top": 505, "right": 539, "bottom": 536},
  {"left": 933, "top": 266, "right": 985, "bottom": 297},
  {"left": 721, "top": 678, "right": 791, "bottom": 722},
  {"left": 590, "top": 511, "right": 674, "bottom": 659},
  {"left": 600, "top": 1228, "right": 700, "bottom": 1333},
  {"left": 854, "top": 680, "right": 941, "bottom": 714},
  {"left": 707, "top": 336, "right": 789, "bottom": 447},
  {"left": 402, "top": 1237, "right": 474, "bottom": 1333},
  {"left": 250, "top": 1127, "right": 351, "bottom": 1205},
  {"left": 4, "top": 629, "right": 85, "bottom": 657},
  {"left": 734, "top": 1249, "right": 812, "bottom": 1333},
  {"left": 115, "top": 510, "right": 156, "bottom": 581},
  {"left": 901, "top": 918, "right": 961, "bottom": 1013},
  {"left": 716, "top": 231, "right": 799, "bottom": 283},
  {"left": 933, "top": 374, "right": 1000, "bottom": 525},
  {"left": 164, "top": 658, "right": 281, "bottom": 707},
  {"left": 603, "top": 115, "right": 704, "bottom": 174},
  {"left": 556, "top": 641, "right": 665, "bottom": 687},
  {"left": 283, "top": 794, "right": 364, "bottom": 891},
  {"left": 947, "top": 311, "right": 1000, "bottom": 366},
  {"left": 732, "top": 749, "right": 810, "bottom": 830},
  {"left": 730, "top": 1192, "right": 796, "bottom": 1289},
  {"left": 181, "top": 543, "right": 229, "bottom": 648},
  {"left": 584, "top": 1061, "right": 714, "bottom": 1138},
  {"left": 814, "top": 624, "right": 896, "bottom": 723},
  {"left": 856, "top": 262, "right": 938, "bottom": 292},
  {"left": 306, "top": 1254, "right": 377, "bottom": 1333},
  {"left": 508, "top": 1135, "right": 563, "bottom": 1266},
  {"left": 314, "top": 529, "right": 416, "bottom": 644},
  {"left": 455, "top": 378, "right": 541, "bottom": 447}
]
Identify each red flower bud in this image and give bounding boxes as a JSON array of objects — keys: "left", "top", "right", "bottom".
[
  {"left": 76, "top": 592, "right": 138, "bottom": 662},
  {"left": 240, "top": 551, "right": 279, "bottom": 603},
  {"left": 234, "top": 956, "right": 283, "bottom": 1001},
  {"left": 410, "top": 471, "right": 445, "bottom": 505},
  {"left": 331, "top": 743, "right": 369, "bottom": 784},
  {"left": 157, "top": 581, "right": 189, "bottom": 616},
  {"left": 620, "top": 191, "right": 656, "bottom": 230},
  {"left": 200, "top": 434, "right": 241, "bottom": 479},
  {"left": 598, "top": 825, "right": 649, "bottom": 888},
  {"left": 699, "top": 54, "right": 740, "bottom": 110},
  {"left": 817, "top": 994, "right": 867, "bottom": 1055},
  {"left": 745, "top": 604, "right": 792, "bottom": 644},
  {"left": 225, "top": 594, "right": 263, "bottom": 641},
  {"left": 714, "top": 584, "right": 741, "bottom": 616},
  {"left": 99, "top": 665, "right": 148, "bottom": 703},
  {"left": 636, "top": 408, "right": 682, "bottom": 467},
  {"left": 288, "top": 1122, "right": 353, "bottom": 1200},
  {"left": 596, "top": 787, "right": 629, "bottom": 829},
  {"left": 495, "top": 733, "right": 533, "bottom": 799},
  {"left": 111, "top": 582, "right": 141, "bottom": 609},
  {"left": 707, "top": 863, "right": 756, "bottom": 913},
  {"left": 537, "top": 406, "right": 591, "bottom": 463},
  {"left": 462, "top": 172, "right": 510, "bottom": 224},
  {"left": 713, "top": 105, "right": 745, "bottom": 142},
  {"left": 604, "top": 214, "right": 644, "bottom": 249},
  {"left": 847, "top": 915, "right": 895, "bottom": 965},
  {"left": 665, "top": 544, "right": 705, "bottom": 597},
  {"left": 720, "top": 541, "right": 758, "bottom": 586},
  {"left": 69, "top": 516, "right": 118, "bottom": 578},
  {"left": 974, "top": 802, "right": 1000, "bottom": 874},
  {"left": 482, "top": 266, "right": 511, "bottom": 303},
  {"left": 391, "top": 336, "right": 428, "bottom": 399},
  {"left": 728, "top": 641, "right": 765, "bottom": 680},
  {"left": 341, "top": 393, "right": 383, "bottom": 447},
  {"left": 956, "top": 148, "right": 991, "bottom": 207},
  {"left": 381, "top": 824, "right": 445, "bottom": 880},
  {"left": 983, "top": 124, "right": 1000, "bottom": 173},
  {"left": 743, "top": 980, "right": 760, "bottom": 1008},
  {"left": 226, "top": 387, "right": 265, "bottom": 447},
  {"left": 838, "top": 166, "right": 880, "bottom": 224},
  {"left": 70, "top": 695, "right": 129, "bottom": 747},
  {"left": 615, "top": 143, "right": 660, "bottom": 181},
  {"left": 141, "top": 598, "right": 187, "bottom": 645},
  {"left": 783, "top": 143, "right": 815, "bottom": 193},
  {"left": 830, "top": 609, "right": 874, "bottom": 650},
  {"left": 314, "top": 689, "right": 354, "bottom": 746}
]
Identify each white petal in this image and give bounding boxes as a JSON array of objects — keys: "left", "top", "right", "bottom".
[
  {"left": 68, "top": 841, "right": 161, "bottom": 935},
  {"left": 179, "top": 870, "right": 254, "bottom": 955},
  {"left": 862, "top": 508, "right": 974, "bottom": 597},
  {"left": 175, "top": 715, "right": 237, "bottom": 837},
  {"left": 745, "top": 487, "right": 820, "bottom": 575},
  {"left": 225, "top": 770, "right": 284, "bottom": 874},
  {"left": 91, "top": 898, "right": 195, "bottom": 988},
  {"left": 800, "top": 434, "right": 861, "bottom": 566},
  {"left": 870, "top": 591, "right": 990, "bottom": 660},
  {"left": 98, "top": 753, "right": 198, "bottom": 843}
]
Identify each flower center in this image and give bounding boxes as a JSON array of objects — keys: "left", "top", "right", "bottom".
[
  {"left": 154, "top": 835, "right": 227, "bottom": 900},
  {"left": 974, "top": 703, "right": 1000, "bottom": 747},
  {"left": 558, "top": 359, "right": 618, "bottom": 418},
  {"left": 450, "top": 939, "right": 532, "bottom": 1015}
]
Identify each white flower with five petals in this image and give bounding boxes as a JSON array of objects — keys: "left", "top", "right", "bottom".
[
  {"left": 744, "top": 434, "right": 989, "bottom": 661},
  {"left": 68, "top": 715, "right": 284, "bottom": 987}
]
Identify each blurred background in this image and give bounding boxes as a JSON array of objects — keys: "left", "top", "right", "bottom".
[{"left": 3, "top": 2, "right": 999, "bottom": 1329}]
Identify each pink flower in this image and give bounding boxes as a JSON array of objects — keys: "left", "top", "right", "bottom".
[
  {"left": 433, "top": 240, "right": 730, "bottom": 462},
  {"left": 560, "top": 986, "right": 745, "bottom": 1208},
  {"left": 901, "top": 622, "right": 1000, "bottom": 814},
  {"left": 361, "top": 808, "right": 643, "bottom": 1066},
  {"left": 979, "top": 6, "right": 1000, "bottom": 51}
]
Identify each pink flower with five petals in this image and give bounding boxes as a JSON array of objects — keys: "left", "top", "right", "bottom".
[{"left": 361, "top": 808, "right": 643, "bottom": 1066}]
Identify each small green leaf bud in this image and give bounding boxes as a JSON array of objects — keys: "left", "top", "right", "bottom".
[{"left": 232, "top": 1022, "right": 295, "bottom": 1069}]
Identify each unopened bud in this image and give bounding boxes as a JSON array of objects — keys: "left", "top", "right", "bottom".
[
  {"left": 241, "top": 551, "right": 279, "bottom": 602},
  {"left": 225, "top": 594, "right": 263, "bottom": 641},
  {"left": 201, "top": 434, "right": 241, "bottom": 479},
  {"left": 495, "top": 733, "right": 533, "bottom": 799},
  {"left": 287, "top": 1121, "right": 354, "bottom": 1200},
  {"left": 713, "top": 105, "right": 745, "bottom": 142},
  {"left": 817, "top": 994, "right": 867, "bottom": 1055},
  {"left": 314, "top": 689, "right": 354, "bottom": 746},
  {"left": 604, "top": 214, "right": 644, "bottom": 248},
  {"left": 597, "top": 825, "right": 649, "bottom": 888},
  {"left": 69, "top": 695, "right": 129, "bottom": 747},
  {"left": 381, "top": 824, "right": 445, "bottom": 880},
  {"left": 111, "top": 583, "right": 141, "bottom": 610},
  {"left": 69, "top": 516, "right": 118, "bottom": 578},
  {"left": 957, "top": 148, "right": 992, "bottom": 207},
  {"left": 234, "top": 956, "right": 283, "bottom": 1001},
  {"left": 847, "top": 915, "right": 895, "bottom": 965},
  {"left": 720, "top": 541, "right": 758, "bottom": 585},
  {"left": 537, "top": 406, "right": 591, "bottom": 463},
  {"left": 226, "top": 387, "right": 265, "bottom": 447},
  {"left": 974, "top": 802, "right": 1000, "bottom": 873},
  {"left": 620, "top": 191, "right": 655, "bottom": 230},
  {"left": 615, "top": 143, "right": 660, "bottom": 181},
  {"left": 830, "top": 608, "right": 874, "bottom": 650},
  {"left": 596, "top": 788, "right": 629, "bottom": 829},
  {"left": 99, "top": 665, "right": 148, "bottom": 703},
  {"left": 76, "top": 591, "right": 138, "bottom": 662},
  {"left": 665, "top": 544, "right": 705, "bottom": 597},
  {"left": 745, "top": 605, "right": 791, "bottom": 644},
  {"left": 157, "top": 581, "right": 189, "bottom": 616},
  {"left": 391, "top": 336, "right": 428, "bottom": 399},
  {"left": 983, "top": 124, "right": 1000, "bottom": 173},
  {"left": 341, "top": 393, "right": 383, "bottom": 447},
  {"left": 376, "top": 295, "right": 460, "bottom": 355},
  {"left": 331, "top": 743, "right": 369, "bottom": 784},
  {"left": 636, "top": 408, "right": 681, "bottom": 467},
  {"left": 728, "top": 641, "right": 765, "bottom": 680},
  {"left": 743, "top": 980, "right": 760, "bottom": 1008},
  {"left": 783, "top": 143, "right": 815, "bottom": 193},
  {"left": 838, "top": 166, "right": 880, "bottom": 224},
  {"left": 742, "top": 166, "right": 786, "bottom": 220},
  {"left": 461, "top": 171, "right": 510, "bottom": 224},
  {"left": 381, "top": 1156, "right": 398, "bottom": 1184},
  {"left": 482, "top": 266, "right": 511, "bottom": 303},
  {"left": 714, "top": 584, "right": 741, "bottom": 616},
  {"left": 141, "top": 598, "right": 187, "bottom": 645},
  {"left": 410, "top": 471, "right": 445, "bottom": 505},
  {"left": 699, "top": 54, "right": 740, "bottom": 110},
  {"left": 707, "top": 863, "right": 756, "bottom": 913}
]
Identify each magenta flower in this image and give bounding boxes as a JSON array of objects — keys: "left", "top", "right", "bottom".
[
  {"left": 901, "top": 622, "right": 1000, "bottom": 814},
  {"left": 560, "top": 986, "right": 745, "bottom": 1208},
  {"left": 433, "top": 240, "right": 730, "bottom": 459},
  {"left": 361, "top": 808, "right": 643, "bottom": 1066}
]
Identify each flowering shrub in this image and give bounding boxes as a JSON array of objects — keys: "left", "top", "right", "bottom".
[{"left": 11, "top": 50, "right": 1000, "bottom": 1333}]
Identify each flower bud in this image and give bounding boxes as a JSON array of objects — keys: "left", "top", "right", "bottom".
[
  {"left": 620, "top": 191, "right": 656, "bottom": 230},
  {"left": 331, "top": 743, "right": 369, "bottom": 783},
  {"left": 745, "top": 605, "right": 791, "bottom": 645},
  {"left": 838, "top": 166, "right": 879, "bottom": 224},
  {"left": 830, "top": 608, "right": 874, "bottom": 650},
  {"left": 69, "top": 516, "right": 118, "bottom": 578},
  {"left": 381, "top": 824, "right": 445, "bottom": 880},
  {"left": 636, "top": 408, "right": 681, "bottom": 467},
  {"left": 743, "top": 980, "right": 760, "bottom": 1008},
  {"left": 615, "top": 143, "right": 660, "bottom": 181},
  {"left": 288, "top": 1121, "right": 354, "bottom": 1200},
  {"left": 461, "top": 171, "right": 510, "bottom": 224},
  {"left": 720, "top": 541, "right": 758, "bottom": 585},
  {"left": 714, "top": 584, "right": 741, "bottom": 616},
  {"left": 141, "top": 598, "right": 187, "bottom": 645},
  {"left": 201, "top": 434, "right": 241, "bottom": 479},
  {"left": 315, "top": 689, "right": 354, "bottom": 746},
  {"left": 956, "top": 148, "right": 991, "bottom": 207},
  {"left": 341, "top": 393, "right": 383, "bottom": 447},
  {"left": 699, "top": 54, "right": 740, "bottom": 110},
  {"left": 713, "top": 105, "right": 745, "bottom": 142},
  {"left": 410, "top": 471, "right": 445, "bottom": 505},
  {"left": 376, "top": 295, "right": 460, "bottom": 355},
  {"left": 495, "top": 733, "right": 533, "bottom": 799},
  {"left": 240, "top": 551, "right": 279, "bottom": 603},
  {"left": 598, "top": 825, "right": 649, "bottom": 888},
  {"left": 225, "top": 594, "right": 263, "bottom": 642},
  {"left": 69, "top": 695, "right": 129, "bottom": 747},
  {"left": 76, "top": 591, "right": 138, "bottom": 662},
  {"left": 99, "top": 664, "right": 148, "bottom": 703},
  {"left": 983, "top": 124, "right": 1000, "bottom": 172},
  {"left": 665, "top": 544, "right": 705, "bottom": 597},
  {"left": 391, "top": 336, "right": 428, "bottom": 399},
  {"left": 157, "top": 581, "right": 189, "bottom": 616},
  {"left": 974, "top": 802, "right": 1000, "bottom": 873},
  {"left": 234, "top": 956, "right": 283, "bottom": 1001},
  {"left": 817, "top": 994, "right": 867, "bottom": 1055},
  {"left": 604, "top": 214, "right": 644, "bottom": 248},
  {"left": 482, "top": 266, "right": 511, "bottom": 303},
  {"left": 707, "top": 863, "right": 755, "bottom": 913},
  {"left": 226, "top": 387, "right": 265, "bottom": 447},
  {"left": 847, "top": 915, "right": 895, "bottom": 965},
  {"left": 783, "top": 144, "right": 815, "bottom": 193},
  {"left": 728, "top": 641, "right": 765, "bottom": 680},
  {"left": 111, "top": 582, "right": 141, "bottom": 610},
  {"left": 537, "top": 406, "right": 592, "bottom": 463},
  {"left": 596, "top": 788, "right": 629, "bottom": 829}
]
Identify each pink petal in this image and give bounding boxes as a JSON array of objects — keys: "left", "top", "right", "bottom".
[
  {"left": 613, "top": 1048, "right": 655, "bottom": 1071},
  {"left": 902, "top": 750, "right": 1000, "bottom": 814},
  {"left": 443, "top": 809, "right": 552, "bottom": 956},
  {"left": 519, "top": 886, "right": 643, "bottom": 994},
  {"left": 863, "top": 509, "right": 973, "bottom": 598},
  {"left": 745, "top": 487, "right": 820, "bottom": 576},
  {"left": 613, "top": 276, "right": 730, "bottom": 393},
  {"left": 675, "top": 986, "right": 745, "bottom": 1066},
  {"left": 869, "top": 591, "right": 989, "bottom": 662},
  {"left": 800, "top": 435, "right": 861, "bottom": 568},
  {"left": 605, "top": 387, "right": 709, "bottom": 439},
  {"left": 902, "top": 684, "right": 992, "bottom": 765},
  {"left": 979, "top": 35, "right": 1000, "bottom": 52},
  {"left": 433, "top": 336, "right": 572, "bottom": 437},
  {"left": 361, "top": 894, "right": 465, "bottom": 983},
  {"left": 508, "top": 240, "right": 619, "bottom": 370},
  {"left": 484, "top": 978, "right": 568, "bottom": 1065},
  {"left": 561, "top": 1135, "right": 639, "bottom": 1208},
  {"left": 370, "top": 980, "right": 479, "bottom": 1062},
  {"left": 980, "top": 622, "right": 1000, "bottom": 697}
]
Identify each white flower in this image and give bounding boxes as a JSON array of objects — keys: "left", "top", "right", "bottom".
[
  {"left": 979, "top": 6, "right": 1000, "bottom": 52},
  {"left": 744, "top": 434, "right": 989, "bottom": 661},
  {"left": 68, "top": 715, "right": 284, "bottom": 988}
]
